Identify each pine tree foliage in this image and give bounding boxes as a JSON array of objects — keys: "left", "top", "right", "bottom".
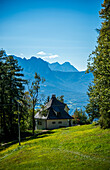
[
  {"left": 85, "top": 84, "right": 100, "bottom": 121},
  {"left": 0, "top": 50, "right": 8, "bottom": 135},
  {"left": 0, "top": 50, "right": 27, "bottom": 139},
  {"left": 87, "top": 0, "right": 110, "bottom": 128}
]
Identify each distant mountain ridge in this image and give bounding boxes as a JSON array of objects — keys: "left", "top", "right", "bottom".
[
  {"left": 13, "top": 56, "right": 93, "bottom": 114},
  {"left": 48, "top": 62, "right": 78, "bottom": 72}
]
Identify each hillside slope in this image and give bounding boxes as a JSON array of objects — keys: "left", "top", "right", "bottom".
[{"left": 0, "top": 125, "right": 110, "bottom": 170}]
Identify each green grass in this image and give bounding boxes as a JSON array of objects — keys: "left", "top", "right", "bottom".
[{"left": 0, "top": 124, "right": 110, "bottom": 170}]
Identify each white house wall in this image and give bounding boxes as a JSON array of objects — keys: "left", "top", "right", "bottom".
[
  {"left": 35, "top": 119, "right": 73, "bottom": 130},
  {"left": 47, "top": 119, "right": 71, "bottom": 129},
  {"left": 35, "top": 119, "right": 47, "bottom": 130}
]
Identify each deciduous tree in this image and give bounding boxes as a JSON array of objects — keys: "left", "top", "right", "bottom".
[{"left": 28, "top": 73, "right": 45, "bottom": 135}]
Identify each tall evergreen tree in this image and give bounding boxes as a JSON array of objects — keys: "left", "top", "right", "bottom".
[
  {"left": 0, "top": 50, "right": 27, "bottom": 139},
  {"left": 87, "top": 0, "right": 110, "bottom": 128},
  {"left": 0, "top": 49, "right": 7, "bottom": 135},
  {"left": 85, "top": 84, "right": 100, "bottom": 121},
  {"left": 5, "top": 55, "right": 27, "bottom": 135}
]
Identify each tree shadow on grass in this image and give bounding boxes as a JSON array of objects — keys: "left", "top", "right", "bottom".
[
  {"left": 24, "top": 130, "right": 55, "bottom": 141},
  {"left": 0, "top": 130, "right": 55, "bottom": 152}
]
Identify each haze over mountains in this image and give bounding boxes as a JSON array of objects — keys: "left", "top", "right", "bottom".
[
  {"left": 48, "top": 62, "right": 78, "bottom": 72},
  {"left": 14, "top": 56, "right": 93, "bottom": 115}
]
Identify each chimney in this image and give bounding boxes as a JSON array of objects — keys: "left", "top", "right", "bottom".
[{"left": 52, "top": 94, "right": 56, "bottom": 98}]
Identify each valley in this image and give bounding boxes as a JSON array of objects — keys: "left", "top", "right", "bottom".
[{"left": 14, "top": 56, "right": 93, "bottom": 114}]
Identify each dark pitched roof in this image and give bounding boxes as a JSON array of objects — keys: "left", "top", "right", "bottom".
[{"left": 35, "top": 95, "right": 73, "bottom": 120}]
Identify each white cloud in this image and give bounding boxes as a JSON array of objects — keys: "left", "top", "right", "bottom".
[
  {"left": 37, "top": 51, "right": 46, "bottom": 55},
  {"left": 40, "top": 54, "right": 59, "bottom": 59},
  {"left": 20, "top": 53, "right": 25, "bottom": 58},
  {"left": 20, "top": 53, "right": 24, "bottom": 56},
  {"left": 40, "top": 56, "right": 47, "bottom": 59},
  {"left": 36, "top": 51, "right": 59, "bottom": 60},
  {"left": 48, "top": 54, "right": 59, "bottom": 59}
]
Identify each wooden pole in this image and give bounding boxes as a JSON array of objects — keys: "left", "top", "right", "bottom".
[{"left": 18, "top": 103, "right": 21, "bottom": 146}]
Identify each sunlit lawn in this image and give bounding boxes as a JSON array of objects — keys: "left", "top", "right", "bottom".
[{"left": 0, "top": 124, "right": 110, "bottom": 170}]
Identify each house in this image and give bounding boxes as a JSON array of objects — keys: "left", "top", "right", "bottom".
[{"left": 34, "top": 95, "right": 73, "bottom": 130}]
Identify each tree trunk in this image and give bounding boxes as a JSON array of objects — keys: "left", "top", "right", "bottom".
[{"left": 32, "top": 100, "right": 35, "bottom": 135}]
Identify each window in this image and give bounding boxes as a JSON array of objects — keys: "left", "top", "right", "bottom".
[
  {"left": 38, "top": 121, "right": 42, "bottom": 125},
  {"left": 52, "top": 122, "right": 56, "bottom": 124},
  {"left": 58, "top": 121, "right": 62, "bottom": 124}
]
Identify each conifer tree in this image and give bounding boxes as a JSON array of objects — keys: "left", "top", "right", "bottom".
[
  {"left": 87, "top": 0, "right": 110, "bottom": 128},
  {"left": 0, "top": 50, "right": 27, "bottom": 139},
  {"left": 5, "top": 55, "right": 27, "bottom": 135},
  {"left": 85, "top": 84, "right": 100, "bottom": 121},
  {"left": 0, "top": 49, "right": 7, "bottom": 135}
]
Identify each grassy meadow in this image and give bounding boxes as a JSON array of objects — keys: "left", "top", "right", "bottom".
[{"left": 0, "top": 124, "right": 110, "bottom": 170}]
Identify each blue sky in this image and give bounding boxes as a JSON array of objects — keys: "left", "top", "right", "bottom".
[{"left": 0, "top": 0, "right": 103, "bottom": 71}]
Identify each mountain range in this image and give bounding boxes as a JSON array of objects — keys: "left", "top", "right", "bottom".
[
  {"left": 14, "top": 56, "right": 93, "bottom": 115},
  {"left": 48, "top": 62, "right": 78, "bottom": 72}
]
